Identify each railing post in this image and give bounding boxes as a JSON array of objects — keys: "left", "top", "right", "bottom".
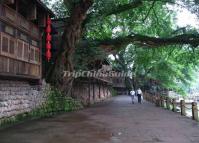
[
  {"left": 158, "top": 96, "right": 161, "bottom": 107},
  {"left": 180, "top": 100, "right": 186, "bottom": 116},
  {"left": 166, "top": 97, "right": 170, "bottom": 110},
  {"left": 157, "top": 95, "right": 161, "bottom": 107},
  {"left": 172, "top": 99, "right": 176, "bottom": 112},
  {"left": 152, "top": 95, "right": 155, "bottom": 104},
  {"left": 154, "top": 95, "right": 156, "bottom": 104},
  {"left": 159, "top": 96, "right": 162, "bottom": 107},
  {"left": 192, "top": 102, "right": 198, "bottom": 121},
  {"left": 155, "top": 96, "right": 159, "bottom": 107}
]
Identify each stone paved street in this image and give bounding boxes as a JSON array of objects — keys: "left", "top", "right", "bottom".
[{"left": 1, "top": 95, "right": 199, "bottom": 143}]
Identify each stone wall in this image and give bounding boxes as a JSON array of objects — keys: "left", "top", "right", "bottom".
[
  {"left": 0, "top": 78, "right": 112, "bottom": 121},
  {"left": 72, "top": 78, "right": 112, "bottom": 106},
  {"left": 0, "top": 80, "right": 49, "bottom": 120}
]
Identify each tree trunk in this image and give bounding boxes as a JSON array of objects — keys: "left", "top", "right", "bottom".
[{"left": 47, "top": 0, "right": 93, "bottom": 95}]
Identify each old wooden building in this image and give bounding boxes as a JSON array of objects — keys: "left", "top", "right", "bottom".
[
  {"left": 0, "top": 0, "right": 53, "bottom": 81},
  {"left": 0, "top": 0, "right": 55, "bottom": 121}
]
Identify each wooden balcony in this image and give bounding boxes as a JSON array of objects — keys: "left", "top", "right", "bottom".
[
  {"left": 0, "top": 31, "right": 41, "bottom": 79},
  {"left": 0, "top": 4, "right": 40, "bottom": 40}
]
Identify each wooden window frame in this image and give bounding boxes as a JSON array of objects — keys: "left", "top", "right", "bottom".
[
  {"left": 0, "top": 32, "right": 16, "bottom": 58},
  {"left": 16, "top": 39, "right": 29, "bottom": 62},
  {"left": 30, "top": 45, "right": 40, "bottom": 65}
]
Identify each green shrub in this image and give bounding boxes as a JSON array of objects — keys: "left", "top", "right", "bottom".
[
  {"left": 0, "top": 88, "right": 83, "bottom": 129},
  {"left": 111, "top": 88, "right": 117, "bottom": 97}
]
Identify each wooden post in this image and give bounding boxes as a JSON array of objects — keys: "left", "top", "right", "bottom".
[
  {"left": 156, "top": 95, "right": 160, "bottom": 107},
  {"left": 180, "top": 100, "right": 186, "bottom": 116},
  {"left": 159, "top": 96, "right": 162, "bottom": 107},
  {"left": 160, "top": 96, "right": 162, "bottom": 107},
  {"left": 161, "top": 96, "right": 164, "bottom": 107},
  {"left": 192, "top": 102, "right": 198, "bottom": 121},
  {"left": 172, "top": 99, "right": 176, "bottom": 112},
  {"left": 153, "top": 96, "right": 156, "bottom": 104},
  {"left": 166, "top": 97, "right": 170, "bottom": 110}
]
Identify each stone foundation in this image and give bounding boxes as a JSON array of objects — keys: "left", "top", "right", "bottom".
[
  {"left": 0, "top": 78, "right": 112, "bottom": 121},
  {"left": 0, "top": 80, "right": 49, "bottom": 120}
]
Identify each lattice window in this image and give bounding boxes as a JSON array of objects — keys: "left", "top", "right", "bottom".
[
  {"left": 32, "top": 25, "right": 39, "bottom": 38},
  {"left": 17, "top": 40, "right": 23, "bottom": 59},
  {"left": 30, "top": 47, "right": 35, "bottom": 62},
  {"left": 1, "top": 33, "right": 16, "bottom": 57},
  {"left": 2, "top": 36, "right": 9, "bottom": 53},
  {"left": 9, "top": 38, "right": 15, "bottom": 55},
  {"left": 35, "top": 49, "right": 40, "bottom": 63},
  {"left": 23, "top": 42, "right": 29, "bottom": 61},
  {"left": 30, "top": 46, "right": 40, "bottom": 64},
  {"left": 0, "top": 31, "right": 41, "bottom": 78}
]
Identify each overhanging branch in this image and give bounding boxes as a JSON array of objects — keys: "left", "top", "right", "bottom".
[
  {"left": 85, "top": 0, "right": 143, "bottom": 23},
  {"left": 79, "top": 33, "right": 199, "bottom": 51}
]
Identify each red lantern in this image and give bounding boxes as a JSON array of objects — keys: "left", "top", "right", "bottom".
[
  {"left": 46, "top": 34, "right": 52, "bottom": 41},
  {"left": 47, "top": 16, "right": 52, "bottom": 25},
  {"left": 46, "top": 42, "right": 51, "bottom": 50},
  {"left": 46, "top": 16, "right": 52, "bottom": 61},
  {"left": 46, "top": 25, "right": 51, "bottom": 33}
]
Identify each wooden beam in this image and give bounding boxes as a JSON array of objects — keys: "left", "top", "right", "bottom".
[
  {"left": 28, "top": 3, "right": 37, "bottom": 20},
  {"left": 38, "top": 12, "right": 47, "bottom": 27},
  {"left": 3, "top": 0, "right": 15, "bottom": 4}
]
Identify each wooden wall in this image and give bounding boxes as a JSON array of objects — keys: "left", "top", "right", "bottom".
[
  {"left": 72, "top": 78, "right": 112, "bottom": 106},
  {"left": 0, "top": 4, "right": 41, "bottom": 79}
]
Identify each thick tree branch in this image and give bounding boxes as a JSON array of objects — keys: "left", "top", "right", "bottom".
[
  {"left": 85, "top": 0, "right": 143, "bottom": 23},
  {"left": 85, "top": 0, "right": 177, "bottom": 24},
  {"left": 79, "top": 33, "right": 199, "bottom": 51}
]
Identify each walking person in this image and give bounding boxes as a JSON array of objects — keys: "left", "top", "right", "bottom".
[
  {"left": 130, "top": 90, "right": 135, "bottom": 104},
  {"left": 137, "top": 88, "right": 143, "bottom": 104}
]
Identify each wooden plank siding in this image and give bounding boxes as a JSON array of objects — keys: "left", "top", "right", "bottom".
[{"left": 0, "top": 4, "right": 42, "bottom": 79}]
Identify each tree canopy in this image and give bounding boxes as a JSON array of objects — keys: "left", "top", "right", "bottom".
[{"left": 42, "top": 0, "right": 199, "bottom": 95}]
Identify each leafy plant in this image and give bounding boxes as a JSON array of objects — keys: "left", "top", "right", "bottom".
[{"left": 0, "top": 88, "right": 83, "bottom": 129}]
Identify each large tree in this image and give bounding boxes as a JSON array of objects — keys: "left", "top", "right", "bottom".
[{"left": 43, "top": 0, "right": 199, "bottom": 95}]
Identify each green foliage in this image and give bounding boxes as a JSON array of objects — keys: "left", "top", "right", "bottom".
[
  {"left": 51, "top": 0, "right": 69, "bottom": 18},
  {"left": 85, "top": 1, "right": 175, "bottom": 40},
  {"left": 0, "top": 88, "right": 82, "bottom": 129},
  {"left": 110, "top": 44, "right": 199, "bottom": 95},
  {"left": 47, "top": 88, "right": 83, "bottom": 112},
  {"left": 41, "top": 0, "right": 199, "bottom": 96},
  {"left": 74, "top": 46, "right": 107, "bottom": 70},
  {"left": 41, "top": 0, "right": 69, "bottom": 18},
  {"left": 111, "top": 88, "right": 117, "bottom": 97}
]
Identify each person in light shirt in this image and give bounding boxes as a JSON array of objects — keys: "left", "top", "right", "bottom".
[
  {"left": 130, "top": 90, "right": 135, "bottom": 104},
  {"left": 137, "top": 88, "right": 143, "bottom": 104}
]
